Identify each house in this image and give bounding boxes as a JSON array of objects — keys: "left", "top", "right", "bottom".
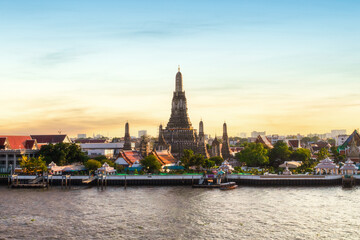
[
  {"left": 31, "top": 134, "right": 72, "bottom": 147},
  {"left": 80, "top": 143, "right": 124, "bottom": 159},
  {"left": 309, "top": 141, "right": 331, "bottom": 153},
  {"left": 286, "top": 139, "right": 301, "bottom": 150},
  {"left": 115, "top": 150, "right": 143, "bottom": 167},
  {"left": 0, "top": 135, "right": 39, "bottom": 173}
]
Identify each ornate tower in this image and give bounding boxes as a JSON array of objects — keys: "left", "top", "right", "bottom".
[
  {"left": 123, "top": 122, "right": 132, "bottom": 150},
  {"left": 162, "top": 67, "right": 198, "bottom": 158},
  {"left": 211, "top": 136, "right": 222, "bottom": 158},
  {"left": 155, "top": 124, "right": 171, "bottom": 152},
  {"left": 166, "top": 66, "right": 192, "bottom": 129},
  {"left": 197, "top": 120, "right": 209, "bottom": 158},
  {"left": 221, "top": 122, "right": 232, "bottom": 159},
  {"left": 139, "top": 135, "right": 150, "bottom": 157}
]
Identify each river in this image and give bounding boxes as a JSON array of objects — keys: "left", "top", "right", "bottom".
[{"left": 0, "top": 186, "right": 359, "bottom": 239}]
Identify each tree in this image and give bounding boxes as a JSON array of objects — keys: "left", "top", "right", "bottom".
[
  {"left": 203, "top": 159, "right": 215, "bottom": 169},
  {"left": 330, "top": 146, "right": 345, "bottom": 164},
  {"left": 180, "top": 149, "right": 194, "bottom": 169},
  {"left": 209, "top": 156, "right": 223, "bottom": 166},
  {"left": 93, "top": 155, "right": 108, "bottom": 161},
  {"left": 190, "top": 153, "right": 205, "bottom": 170},
  {"left": 317, "top": 148, "right": 329, "bottom": 161},
  {"left": 291, "top": 148, "right": 311, "bottom": 162},
  {"left": 84, "top": 159, "right": 102, "bottom": 171},
  {"left": 100, "top": 159, "right": 115, "bottom": 167},
  {"left": 268, "top": 141, "right": 292, "bottom": 168},
  {"left": 290, "top": 148, "right": 315, "bottom": 173},
  {"left": 236, "top": 143, "right": 269, "bottom": 167},
  {"left": 20, "top": 156, "right": 47, "bottom": 174},
  {"left": 38, "top": 143, "right": 88, "bottom": 165},
  {"left": 140, "top": 155, "right": 162, "bottom": 173}
]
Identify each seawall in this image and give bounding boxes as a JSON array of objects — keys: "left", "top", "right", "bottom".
[{"left": 1, "top": 174, "right": 353, "bottom": 187}]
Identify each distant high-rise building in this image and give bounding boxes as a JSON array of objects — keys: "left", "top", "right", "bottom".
[
  {"left": 331, "top": 129, "right": 347, "bottom": 138},
  {"left": 239, "top": 132, "right": 247, "bottom": 138},
  {"left": 138, "top": 130, "right": 147, "bottom": 138},
  {"left": 251, "top": 131, "right": 266, "bottom": 138},
  {"left": 77, "top": 134, "right": 87, "bottom": 139}
]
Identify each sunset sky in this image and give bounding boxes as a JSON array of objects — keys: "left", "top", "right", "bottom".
[{"left": 0, "top": 0, "right": 359, "bottom": 137}]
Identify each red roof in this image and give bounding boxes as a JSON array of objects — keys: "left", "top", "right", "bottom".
[
  {"left": 0, "top": 136, "right": 34, "bottom": 150},
  {"left": 153, "top": 150, "right": 176, "bottom": 165},
  {"left": 31, "top": 135, "right": 69, "bottom": 144},
  {"left": 256, "top": 135, "right": 274, "bottom": 149},
  {"left": 288, "top": 140, "right": 300, "bottom": 148},
  {"left": 118, "top": 150, "right": 143, "bottom": 166}
]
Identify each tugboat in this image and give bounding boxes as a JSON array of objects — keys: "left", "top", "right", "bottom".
[{"left": 220, "top": 182, "right": 238, "bottom": 190}]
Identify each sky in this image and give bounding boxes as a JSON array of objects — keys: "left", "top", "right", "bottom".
[{"left": 0, "top": 0, "right": 359, "bottom": 138}]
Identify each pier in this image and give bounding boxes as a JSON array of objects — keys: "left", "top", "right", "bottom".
[{"left": 1, "top": 174, "right": 356, "bottom": 187}]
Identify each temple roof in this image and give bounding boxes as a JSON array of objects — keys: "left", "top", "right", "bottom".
[
  {"left": 339, "top": 130, "right": 360, "bottom": 150},
  {"left": 0, "top": 135, "right": 37, "bottom": 150},
  {"left": 152, "top": 150, "right": 177, "bottom": 165},
  {"left": 256, "top": 135, "right": 274, "bottom": 149}
]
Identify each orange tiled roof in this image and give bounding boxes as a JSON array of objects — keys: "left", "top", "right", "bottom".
[
  {"left": 153, "top": 150, "right": 176, "bottom": 165},
  {"left": 0, "top": 136, "right": 34, "bottom": 150},
  {"left": 119, "top": 150, "right": 143, "bottom": 165}
]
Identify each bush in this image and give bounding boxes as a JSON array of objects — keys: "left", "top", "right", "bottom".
[{"left": 84, "top": 159, "right": 101, "bottom": 171}]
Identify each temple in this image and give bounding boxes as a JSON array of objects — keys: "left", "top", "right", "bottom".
[{"left": 161, "top": 67, "right": 208, "bottom": 158}]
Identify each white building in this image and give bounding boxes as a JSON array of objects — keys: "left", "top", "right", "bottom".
[
  {"left": 138, "top": 130, "right": 147, "bottom": 138},
  {"left": 77, "top": 133, "right": 87, "bottom": 139},
  {"left": 335, "top": 135, "right": 349, "bottom": 146},
  {"left": 331, "top": 129, "right": 347, "bottom": 138},
  {"left": 80, "top": 143, "right": 124, "bottom": 159},
  {"left": 0, "top": 136, "right": 39, "bottom": 173}
]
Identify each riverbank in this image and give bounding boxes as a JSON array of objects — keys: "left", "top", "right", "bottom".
[{"left": 1, "top": 174, "right": 356, "bottom": 186}]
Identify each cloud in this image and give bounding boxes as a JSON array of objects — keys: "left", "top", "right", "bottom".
[{"left": 37, "top": 48, "right": 88, "bottom": 66}]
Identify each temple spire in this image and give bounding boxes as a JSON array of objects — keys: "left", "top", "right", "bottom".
[
  {"left": 175, "top": 66, "right": 183, "bottom": 92},
  {"left": 123, "top": 122, "right": 132, "bottom": 150}
]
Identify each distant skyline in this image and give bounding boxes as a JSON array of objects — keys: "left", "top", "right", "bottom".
[{"left": 1, "top": 0, "right": 359, "bottom": 137}]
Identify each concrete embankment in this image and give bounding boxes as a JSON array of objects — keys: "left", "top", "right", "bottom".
[{"left": 0, "top": 174, "right": 353, "bottom": 187}]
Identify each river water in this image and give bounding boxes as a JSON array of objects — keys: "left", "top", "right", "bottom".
[{"left": 0, "top": 185, "right": 359, "bottom": 239}]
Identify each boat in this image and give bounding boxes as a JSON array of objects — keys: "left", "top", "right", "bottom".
[{"left": 220, "top": 182, "right": 238, "bottom": 190}]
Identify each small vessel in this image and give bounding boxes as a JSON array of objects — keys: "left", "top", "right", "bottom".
[{"left": 220, "top": 182, "right": 238, "bottom": 190}]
